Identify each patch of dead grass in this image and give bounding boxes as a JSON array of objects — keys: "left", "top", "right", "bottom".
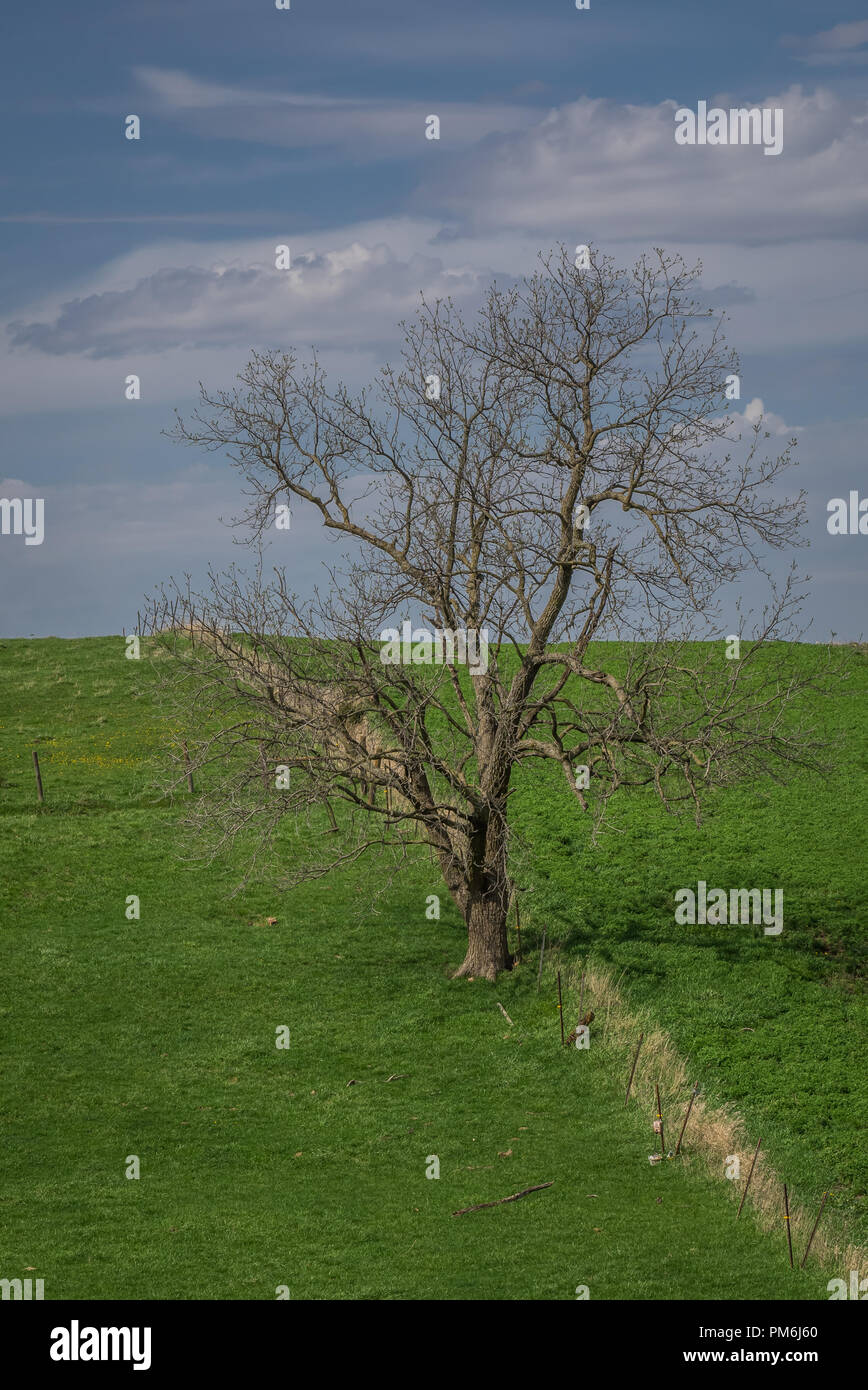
[{"left": 557, "top": 955, "right": 866, "bottom": 1281}]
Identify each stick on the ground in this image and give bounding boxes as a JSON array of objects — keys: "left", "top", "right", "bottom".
[
  {"left": 800, "top": 1190, "right": 828, "bottom": 1268},
  {"left": 515, "top": 897, "right": 522, "bottom": 964},
  {"left": 452, "top": 1181, "right": 554, "bottom": 1216},
  {"left": 557, "top": 970, "right": 565, "bottom": 1045},
  {"left": 496, "top": 1002, "right": 514, "bottom": 1026},
  {"left": 32, "top": 749, "right": 44, "bottom": 803},
  {"left": 536, "top": 928, "right": 547, "bottom": 993},
  {"left": 578, "top": 970, "right": 585, "bottom": 1030},
  {"left": 783, "top": 1183, "right": 794, "bottom": 1268},
  {"left": 624, "top": 1032, "right": 644, "bottom": 1107},
  {"left": 675, "top": 1082, "right": 699, "bottom": 1156},
  {"left": 737, "top": 1138, "right": 762, "bottom": 1218}
]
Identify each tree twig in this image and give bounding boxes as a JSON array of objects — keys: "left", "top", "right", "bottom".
[{"left": 452, "top": 1181, "right": 554, "bottom": 1216}]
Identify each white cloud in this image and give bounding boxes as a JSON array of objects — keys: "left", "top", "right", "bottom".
[
  {"left": 133, "top": 66, "right": 538, "bottom": 154},
  {"left": 782, "top": 20, "right": 868, "bottom": 66},
  {"left": 2, "top": 222, "right": 867, "bottom": 418},
  {"left": 0, "top": 217, "right": 509, "bottom": 412},
  {"left": 417, "top": 86, "right": 868, "bottom": 243},
  {"left": 736, "top": 397, "right": 803, "bottom": 436},
  {"left": 3, "top": 236, "right": 500, "bottom": 363}
]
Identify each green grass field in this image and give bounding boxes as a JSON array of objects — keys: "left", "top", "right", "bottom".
[{"left": 0, "top": 637, "right": 865, "bottom": 1299}]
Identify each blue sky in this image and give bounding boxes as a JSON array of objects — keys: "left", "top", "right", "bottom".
[{"left": 1, "top": 0, "right": 866, "bottom": 637}]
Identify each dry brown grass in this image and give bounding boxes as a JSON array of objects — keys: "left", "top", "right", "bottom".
[
  {"left": 155, "top": 624, "right": 413, "bottom": 810},
  {"left": 557, "top": 954, "right": 867, "bottom": 1281}
]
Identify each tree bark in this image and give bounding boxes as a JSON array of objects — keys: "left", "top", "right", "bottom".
[
  {"left": 452, "top": 890, "right": 513, "bottom": 980},
  {"left": 447, "top": 783, "right": 515, "bottom": 980}
]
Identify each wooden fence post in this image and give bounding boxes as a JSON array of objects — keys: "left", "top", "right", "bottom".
[
  {"left": 624, "top": 1032, "right": 644, "bottom": 1107},
  {"left": 800, "top": 1190, "right": 828, "bottom": 1269},
  {"left": 655, "top": 1082, "right": 665, "bottom": 1155},
  {"left": 737, "top": 1138, "right": 762, "bottom": 1218},
  {"left": 675, "top": 1083, "right": 699, "bottom": 1156},
  {"left": 32, "top": 749, "right": 44, "bottom": 803},
  {"left": 783, "top": 1183, "right": 794, "bottom": 1268}
]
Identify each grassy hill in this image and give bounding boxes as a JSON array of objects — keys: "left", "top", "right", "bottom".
[{"left": 0, "top": 636, "right": 864, "bottom": 1299}]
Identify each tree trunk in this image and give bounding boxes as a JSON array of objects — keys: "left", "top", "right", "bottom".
[
  {"left": 452, "top": 891, "right": 513, "bottom": 980},
  {"left": 435, "top": 794, "right": 514, "bottom": 982}
]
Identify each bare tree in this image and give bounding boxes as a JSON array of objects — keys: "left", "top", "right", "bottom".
[{"left": 143, "top": 245, "right": 826, "bottom": 981}]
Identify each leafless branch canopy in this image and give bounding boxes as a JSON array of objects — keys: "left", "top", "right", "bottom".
[{"left": 141, "top": 245, "right": 826, "bottom": 977}]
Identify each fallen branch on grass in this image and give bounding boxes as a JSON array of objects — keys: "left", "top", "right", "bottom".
[{"left": 452, "top": 1181, "right": 554, "bottom": 1216}]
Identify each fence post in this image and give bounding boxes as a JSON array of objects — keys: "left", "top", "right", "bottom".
[
  {"left": 737, "top": 1138, "right": 762, "bottom": 1218},
  {"left": 783, "top": 1183, "right": 794, "bottom": 1268},
  {"left": 32, "top": 749, "right": 44, "bottom": 803},
  {"left": 624, "top": 1032, "right": 644, "bottom": 1107},
  {"left": 675, "top": 1083, "right": 699, "bottom": 1156},
  {"left": 800, "top": 1190, "right": 828, "bottom": 1269}
]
